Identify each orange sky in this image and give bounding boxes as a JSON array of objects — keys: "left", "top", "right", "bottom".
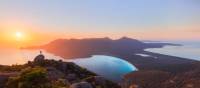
[
  {"left": 0, "top": 15, "right": 199, "bottom": 47},
  {"left": 0, "top": 23, "right": 199, "bottom": 47},
  {"left": 0, "top": 0, "right": 200, "bottom": 47}
]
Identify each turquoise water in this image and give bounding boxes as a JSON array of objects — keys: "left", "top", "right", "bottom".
[
  {"left": 69, "top": 55, "right": 137, "bottom": 82},
  {"left": 145, "top": 41, "right": 200, "bottom": 61}
]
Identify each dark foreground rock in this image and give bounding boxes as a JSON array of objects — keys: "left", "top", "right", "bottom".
[
  {"left": 70, "top": 82, "right": 93, "bottom": 88},
  {"left": 0, "top": 54, "right": 121, "bottom": 88}
]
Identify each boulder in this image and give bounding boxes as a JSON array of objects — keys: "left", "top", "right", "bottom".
[
  {"left": 66, "top": 73, "right": 79, "bottom": 83},
  {"left": 93, "top": 76, "right": 106, "bottom": 85},
  {"left": 84, "top": 76, "right": 106, "bottom": 85},
  {"left": 70, "top": 82, "right": 92, "bottom": 88},
  {"left": 46, "top": 67, "right": 65, "bottom": 80}
]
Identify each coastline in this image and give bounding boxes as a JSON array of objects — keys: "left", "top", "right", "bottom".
[
  {"left": 22, "top": 39, "right": 199, "bottom": 72},
  {"left": 24, "top": 47, "right": 198, "bottom": 72}
]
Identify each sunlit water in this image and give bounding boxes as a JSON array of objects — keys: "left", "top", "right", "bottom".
[
  {"left": 0, "top": 47, "right": 64, "bottom": 65},
  {"left": 135, "top": 53, "right": 158, "bottom": 59},
  {"left": 145, "top": 41, "right": 200, "bottom": 61},
  {"left": 0, "top": 47, "right": 137, "bottom": 82}
]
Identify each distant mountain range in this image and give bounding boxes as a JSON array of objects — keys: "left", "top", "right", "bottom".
[
  {"left": 24, "top": 37, "right": 180, "bottom": 59},
  {"left": 24, "top": 37, "right": 192, "bottom": 71}
]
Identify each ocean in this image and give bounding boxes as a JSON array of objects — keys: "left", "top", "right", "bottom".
[{"left": 145, "top": 41, "right": 200, "bottom": 61}]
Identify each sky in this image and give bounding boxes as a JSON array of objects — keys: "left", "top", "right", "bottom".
[{"left": 0, "top": 0, "right": 199, "bottom": 45}]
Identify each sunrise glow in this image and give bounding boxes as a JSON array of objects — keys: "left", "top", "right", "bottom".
[
  {"left": 16, "top": 32, "right": 22, "bottom": 38},
  {"left": 0, "top": 0, "right": 199, "bottom": 46}
]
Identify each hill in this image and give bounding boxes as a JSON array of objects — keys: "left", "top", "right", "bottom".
[{"left": 0, "top": 54, "right": 120, "bottom": 88}]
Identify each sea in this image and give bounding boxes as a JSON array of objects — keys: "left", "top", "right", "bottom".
[{"left": 144, "top": 41, "right": 200, "bottom": 61}]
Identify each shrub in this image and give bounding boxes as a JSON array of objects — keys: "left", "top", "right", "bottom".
[{"left": 6, "top": 67, "right": 52, "bottom": 88}]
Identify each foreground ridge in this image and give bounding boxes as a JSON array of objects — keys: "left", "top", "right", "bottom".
[{"left": 0, "top": 53, "right": 121, "bottom": 88}]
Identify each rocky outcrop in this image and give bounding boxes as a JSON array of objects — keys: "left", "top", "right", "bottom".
[
  {"left": 46, "top": 67, "right": 65, "bottom": 80},
  {"left": 0, "top": 54, "right": 121, "bottom": 88},
  {"left": 34, "top": 51, "right": 45, "bottom": 62},
  {"left": 70, "top": 82, "right": 93, "bottom": 88},
  {"left": 84, "top": 76, "right": 121, "bottom": 88}
]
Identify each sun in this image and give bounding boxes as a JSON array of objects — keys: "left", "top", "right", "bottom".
[
  {"left": 15, "top": 32, "right": 25, "bottom": 41},
  {"left": 16, "top": 32, "right": 23, "bottom": 38}
]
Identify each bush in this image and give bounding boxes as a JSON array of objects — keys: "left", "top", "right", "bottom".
[{"left": 6, "top": 67, "right": 52, "bottom": 88}]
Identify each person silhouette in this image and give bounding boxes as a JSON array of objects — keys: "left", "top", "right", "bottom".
[
  {"left": 34, "top": 50, "right": 45, "bottom": 63},
  {"left": 40, "top": 50, "right": 42, "bottom": 55}
]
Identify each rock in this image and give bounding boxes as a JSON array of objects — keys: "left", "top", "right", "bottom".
[
  {"left": 70, "top": 82, "right": 92, "bottom": 88},
  {"left": 94, "top": 76, "right": 106, "bottom": 85},
  {"left": 129, "top": 84, "right": 139, "bottom": 88},
  {"left": 84, "top": 76, "right": 121, "bottom": 88},
  {"left": 58, "top": 63, "right": 68, "bottom": 73},
  {"left": 34, "top": 54, "right": 45, "bottom": 62},
  {"left": 34, "top": 51, "right": 45, "bottom": 63},
  {"left": 84, "top": 76, "right": 106, "bottom": 85},
  {"left": 46, "top": 67, "right": 65, "bottom": 80},
  {"left": 66, "top": 74, "right": 79, "bottom": 83}
]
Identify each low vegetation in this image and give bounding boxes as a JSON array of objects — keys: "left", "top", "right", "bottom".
[{"left": 123, "top": 62, "right": 200, "bottom": 88}]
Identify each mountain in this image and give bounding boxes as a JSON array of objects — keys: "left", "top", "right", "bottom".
[
  {"left": 24, "top": 37, "right": 173, "bottom": 59},
  {"left": 24, "top": 37, "right": 192, "bottom": 71}
]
